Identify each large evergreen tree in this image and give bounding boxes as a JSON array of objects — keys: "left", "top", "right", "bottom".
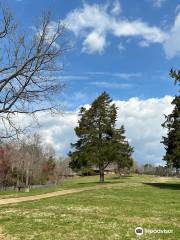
[
  {"left": 69, "top": 92, "right": 133, "bottom": 182},
  {"left": 162, "top": 69, "right": 180, "bottom": 174}
]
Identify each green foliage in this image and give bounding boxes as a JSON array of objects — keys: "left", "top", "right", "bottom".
[
  {"left": 69, "top": 92, "right": 133, "bottom": 182},
  {"left": 170, "top": 68, "right": 180, "bottom": 88},
  {"left": 162, "top": 70, "right": 180, "bottom": 172},
  {"left": 115, "top": 126, "right": 133, "bottom": 172}
]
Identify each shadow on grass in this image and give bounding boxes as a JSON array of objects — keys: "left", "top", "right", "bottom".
[
  {"left": 77, "top": 182, "right": 99, "bottom": 185},
  {"left": 108, "top": 175, "right": 133, "bottom": 180},
  {"left": 76, "top": 180, "right": 124, "bottom": 186},
  {"left": 144, "top": 182, "right": 180, "bottom": 190}
]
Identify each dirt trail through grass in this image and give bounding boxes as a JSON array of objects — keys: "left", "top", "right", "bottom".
[
  {"left": 0, "top": 182, "right": 137, "bottom": 206},
  {"left": 0, "top": 227, "right": 13, "bottom": 240},
  {"left": 0, "top": 236, "right": 5, "bottom": 240}
]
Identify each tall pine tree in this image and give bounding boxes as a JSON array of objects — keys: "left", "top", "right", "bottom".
[
  {"left": 69, "top": 92, "right": 133, "bottom": 182},
  {"left": 162, "top": 69, "right": 180, "bottom": 174}
]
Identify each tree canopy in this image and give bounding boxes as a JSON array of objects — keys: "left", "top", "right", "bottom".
[{"left": 162, "top": 69, "right": 180, "bottom": 174}]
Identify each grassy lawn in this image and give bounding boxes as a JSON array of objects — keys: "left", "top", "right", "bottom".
[{"left": 0, "top": 175, "right": 179, "bottom": 239}]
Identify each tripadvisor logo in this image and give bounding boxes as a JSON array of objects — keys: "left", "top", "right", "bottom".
[{"left": 135, "top": 227, "right": 144, "bottom": 236}]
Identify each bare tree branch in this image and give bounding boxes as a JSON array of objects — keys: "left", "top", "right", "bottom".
[{"left": 0, "top": 8, "right": 70, "bottom": 138}]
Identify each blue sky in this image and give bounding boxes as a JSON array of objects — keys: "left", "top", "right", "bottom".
[
  {"left": 5, "top": 0, "right": 180, "bottom": 164},
  {"left": 6, "top": 0, "right": 180, "bottom": 107}
]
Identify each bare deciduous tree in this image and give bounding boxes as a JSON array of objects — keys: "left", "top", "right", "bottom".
[{"left": 0, "top": 7, "right": 69, "bottom": 137}]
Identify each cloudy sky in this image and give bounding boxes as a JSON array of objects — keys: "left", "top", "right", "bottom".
[{"left": 6, "top": 0, "right": 180, "bottom": 164}]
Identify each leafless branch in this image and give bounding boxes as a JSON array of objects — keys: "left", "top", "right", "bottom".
[{"left": 0, "top": 8, "right": 70, "bottom": 138}]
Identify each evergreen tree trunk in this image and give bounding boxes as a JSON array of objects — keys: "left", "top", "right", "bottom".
[
  {"left": 176, "top": 168, "right": 180, "bottom": 177},
  {"left": 166, "top": 168, "right": 169, "bottom": 177},
  {"left": 99, "top": 168, "right": 104, "bottom": 183}
]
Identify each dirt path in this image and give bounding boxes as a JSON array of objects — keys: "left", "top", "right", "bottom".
[
  {"left": 0, "top": 183, "right": 131, "bottom": 206},
  {"left": 0, "top": 235, "right": 6, "bottom": 240},
  {"left": 0, "top": 227, "right": 13, "bottom": 240},
  {"left": 0, "top": 188, "right": 85, "bottom": 206}
]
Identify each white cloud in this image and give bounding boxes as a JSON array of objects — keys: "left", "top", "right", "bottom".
[
  {"left": 111, "top": 20, "right": 166, "bottom": 43},
  {"left": 72, "top": 92, "right": 87, "bottom": 101},
  {"left": 61, "top": 1, "right": 180, "bottom": 58},
  {"left": 138, "top": 40, "right": 150, "bottom": 47},
  {"left": 82, "top": 31, "right": 107, "bottom": 54},
  {"left": 111, "top": 0, "right": 121, "bottom": 16},
  {"left": 63, "top": 1, "right": 180, "bottom": 58},
  {"left": 37, "top": 21, "right": 62, "bottom": 49},
  {"left": 89, "top": 81, "right": 131, "bottom": 89},
  {"left": 113, "top": 72, "right": 142, "bottom": 79},
  {"left": 115, "top": 96, "right": 173, "bottom": 163},
  {"left": 87, "top": 71, "right": 142, "bottom": 79},
  {"left": 151, "top": 0, "right": 167, "bottom": 8},
  {"left": 163, "top": 13, "right": 180, "bottom": 59},
  {"left": 65, "top": 3, "right": 109, "bottom": 35},
  {"left": 37, "top": 111, "right": 79, "bottom": 155},
  {"left": 65, "top": 2, "right": 167, "bottom": 54},
  {"left": 61, "top": 75, "right": 90, "bottom": 81},
  {"left": 175, "top": 4, "right": 180, "bottom": 14},
  {"left": 26, "top": 95, "right": 174, "bottom": 165},
  {"left": 117, "top": 42, "right": 125, "bottom": 51}
]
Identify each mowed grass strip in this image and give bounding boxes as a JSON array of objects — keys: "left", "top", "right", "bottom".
[{"left": 0, "top": 175, "right": 179, "bottom": 240}]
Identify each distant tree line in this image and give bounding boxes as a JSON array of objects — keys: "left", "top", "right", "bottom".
[
  {"left": 133, "top": 162, "right": 174, "bottom": 176},
  {"left": 0, "top": 134, "right": 72, "bottom": 191}
]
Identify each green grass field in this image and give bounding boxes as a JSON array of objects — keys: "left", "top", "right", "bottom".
[{"left": 0, "top": 175, "right": 180, "bottom": 240}]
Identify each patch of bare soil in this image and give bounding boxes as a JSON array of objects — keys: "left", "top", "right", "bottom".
[{"left": 0, "top": 228, "right": 15, "bottom": 240}]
